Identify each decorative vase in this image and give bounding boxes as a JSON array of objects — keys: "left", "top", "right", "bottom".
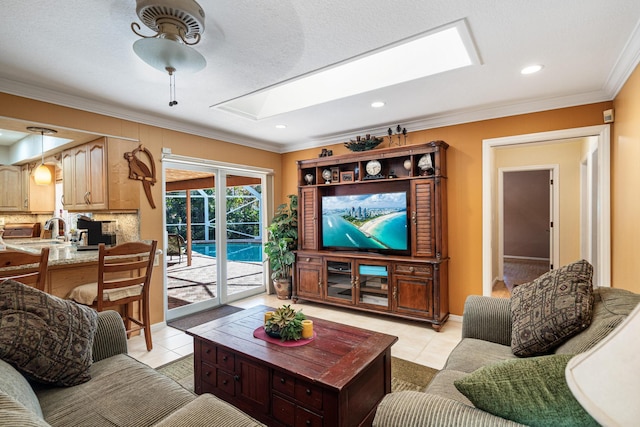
[
  {"left": 274, "top": 278, "right": 291, "bottom": 300},
  {"left": 304, "top": 173, "right": 314, "bottom": 185}
]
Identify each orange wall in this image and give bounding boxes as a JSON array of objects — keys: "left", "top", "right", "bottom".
[
  {"left": 283, "top": 102, "right": 614, "bottom": 315},
  {"left": 0, "top": 93, "right": 282, "bottom": 324},
  {"left": 4, "top": 66, "right": 640, "bottom": 320},
  {"left": 612, "top": 64, "right": 640, "bottom": 295}
]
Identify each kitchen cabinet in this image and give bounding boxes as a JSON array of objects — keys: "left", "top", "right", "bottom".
[
  {"left": 62, "top": 137, "right": 139, "bottom": 211},
  {"left": 0, "top": 164, "right": 54, "bottom": 213},
  {"left": 0, "top": 165, "right": 23, "bottom": 211},
  {"left": 21, "top": 164, "right": 55, "bottom": 213}
]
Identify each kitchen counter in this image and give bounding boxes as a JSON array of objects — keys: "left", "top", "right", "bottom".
[
  {"left": 5, "top": 238, "right": 103, "bottom": 266},
  {"left": 3, "top": 238, "right": 161, "bottom": 298}
]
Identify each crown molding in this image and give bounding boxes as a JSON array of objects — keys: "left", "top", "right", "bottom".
[
  {"left": 0, "top": 75, "right": 621, "bottom": 155},
  {"left": 603, "top": 18, "right": 640, "bottom": 98},
  {"left": 0, "top": 78, "right": 281, "bottom": 153},
  {"left": 286, "top": 90, "right": 612, "bottom": 153}
]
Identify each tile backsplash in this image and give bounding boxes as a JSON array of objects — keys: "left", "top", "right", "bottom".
[{"left": 0, "top": 212, "right": 140, "bottom": 243}]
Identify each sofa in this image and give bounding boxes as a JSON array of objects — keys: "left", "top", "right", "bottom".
[
  {"left": 374, "top": 284, "right": 640, "bottom": 426},
  {"left": 0, "top": 307, "right": 264, "bottom": 427}
]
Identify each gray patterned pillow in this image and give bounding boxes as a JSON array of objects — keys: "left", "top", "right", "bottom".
[
  {"left": 0, "top": 280, "right": 98, "bottom": 386},
  {"left": 511, "top": 260, "right": 594, "bottom": 357}
]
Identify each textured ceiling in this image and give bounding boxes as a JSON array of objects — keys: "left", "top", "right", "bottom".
[{"left": 1, "top": 0, "right": 639, "bottom": 156}]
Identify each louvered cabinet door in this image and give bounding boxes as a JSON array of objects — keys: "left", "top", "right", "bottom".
[
  {"left": 299, "top": 187, "right": 318, "bottom": 250},
  {"left": 411, "top": 180, "right": 436, "bottom": 257}
]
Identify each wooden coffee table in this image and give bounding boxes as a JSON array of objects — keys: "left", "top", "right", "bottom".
[{"left": 186, "top": 305, "right": 398, "bottom": 427}]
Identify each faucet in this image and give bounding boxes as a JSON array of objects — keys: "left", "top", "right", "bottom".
[{"left": 44, "top": 217, "right": 68, "bottom": 241}]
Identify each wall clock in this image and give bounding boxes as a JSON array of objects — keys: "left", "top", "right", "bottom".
[{"left": 364, "top": 159, "right": 383, "bottom": 180}]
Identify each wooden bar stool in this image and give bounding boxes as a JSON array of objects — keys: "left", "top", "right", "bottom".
[
  {"left": 0, "top": 247, "right": 50, "bottom": 291},
  {"left": 67, "top": 241, "right": 157, "bottom": 351}
]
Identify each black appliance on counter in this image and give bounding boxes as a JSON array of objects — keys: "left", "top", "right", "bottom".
[{"left": 77, "top": 218, "right": 117, "bottom": 247}]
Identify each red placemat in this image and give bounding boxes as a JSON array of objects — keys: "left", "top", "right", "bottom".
[{"left": 253, "top": 327, "right": 316, "bottom": 347}]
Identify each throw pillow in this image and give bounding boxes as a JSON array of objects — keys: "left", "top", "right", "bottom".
[
  {"left": 454, "top": 354, "right": 599, "bottom": 427},
  {"left": 0, "top": 279, "right": 98, "bottom": 386},
  {"left": 511, "top": 260, "right": 594, "bottom": 357}
]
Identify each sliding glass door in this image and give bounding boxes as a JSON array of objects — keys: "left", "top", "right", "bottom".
[{"left": 163, "top": 158, "right": 269, "bottom": 321}]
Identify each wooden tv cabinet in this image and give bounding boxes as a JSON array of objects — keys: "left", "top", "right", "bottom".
[{"left": 293, "top": 141, "right": 449, "bottom": 330}]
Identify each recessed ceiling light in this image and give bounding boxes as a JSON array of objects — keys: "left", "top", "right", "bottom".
[
  {"left": 371, "top": 101, "right": 385, "bottom": 108},
  {"left": 275, "top": 124, "right": 287, "bottom": 129},
  {"left": 213, "top": 19, "right": 480, "bottom": 120},
  {"left": 521, "top": 64, "right": 543, "bottom": 75}
]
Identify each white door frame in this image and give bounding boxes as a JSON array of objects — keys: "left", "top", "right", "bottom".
[
  {"left": 482, "top": 125, "right": 611, "bottom": 296},
  {"left": 161, "top": 153, "right": 274, "bottom": 321},
  {"left": 498, "top": 165, "right": 559, "bottom": 280}
]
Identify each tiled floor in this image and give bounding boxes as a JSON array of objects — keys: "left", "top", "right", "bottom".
[{"left": 128, "top": 292, "right": 462, "bottom": 370}]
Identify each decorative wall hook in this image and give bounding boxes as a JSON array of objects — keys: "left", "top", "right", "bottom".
[{"left": 125, "top": 144, "right": 157, "bottom": 209}]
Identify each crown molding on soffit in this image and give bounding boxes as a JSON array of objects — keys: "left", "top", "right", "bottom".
[{"left": 1, "top": 19, "right": 639, "bottom": 156}]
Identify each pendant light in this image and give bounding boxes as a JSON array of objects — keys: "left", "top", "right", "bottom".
[{"left": 26, "top": 126, "right": 57, "bottom": 186}]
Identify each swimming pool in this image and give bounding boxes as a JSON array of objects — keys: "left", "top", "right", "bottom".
[{"left": 192, "top": 242, "right": 263, "bottom": 262}]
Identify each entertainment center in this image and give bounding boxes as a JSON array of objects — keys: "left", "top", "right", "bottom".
[{"left": 293, "top": 141, "right": 449, "bottom": 330}]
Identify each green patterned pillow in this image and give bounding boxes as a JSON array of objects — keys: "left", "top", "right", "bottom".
[
  {"left": 0, "top": 280, "right": 98, "bottom": 386},
  {"left": 454, "top": 354, "right": 598, "bottom": 427},
  {"left": 511, "top": 260, "right": 594, "bottom": 357}
]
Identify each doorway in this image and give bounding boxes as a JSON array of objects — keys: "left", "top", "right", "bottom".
[
  {"left": 162, "top": 155, "right": 272, "bottom": 321},
  {"left": 482, "top": 125, "right": 611, "bottom": 296},
  {"left": 496, "top": 168, "right": 556, "bottom": 295}
]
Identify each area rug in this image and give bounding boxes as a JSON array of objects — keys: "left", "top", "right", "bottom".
[
  {"left": 156, "top": 354, "right": 438, "bottom": 393},
  {"left": 167, "top": 305, "right": 245, "bottom": 331}
]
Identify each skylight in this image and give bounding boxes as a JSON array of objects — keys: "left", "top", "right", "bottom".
[{"left": 213, "top": 19, "right": 480, "bottom": 120}]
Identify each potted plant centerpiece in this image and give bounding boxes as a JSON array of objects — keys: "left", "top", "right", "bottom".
[
  {"left": 264, "top": 194, "right": 298, "bottom": 299},
  {"left": 265, "top": 305, "right": 306, "bottom": 341}
]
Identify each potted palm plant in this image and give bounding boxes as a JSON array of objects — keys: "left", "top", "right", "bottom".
[{"left": 264, "top": 194, "right": 298, "bottom": 299}]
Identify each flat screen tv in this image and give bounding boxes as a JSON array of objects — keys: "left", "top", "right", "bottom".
[{"left": 322, "top": 191, "right": 408, "bottom": 253}]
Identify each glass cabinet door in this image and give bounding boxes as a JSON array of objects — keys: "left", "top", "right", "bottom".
[
  {"left": 325, "top": 259, "right": 353, "bottom": 303},
  {"left": 356, "top": 263, "right": 389, "bottom": 308}
]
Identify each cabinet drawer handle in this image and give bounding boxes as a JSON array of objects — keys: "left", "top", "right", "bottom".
[
  {"left": 234, "top": 375, "right": 240, "bottom": 382},
  {"left": 306, "top": 421, "right": 311, "bottom": 426},
  {"left": 306, "top": 257, "right": 311, "bottom": 262},
  {"left": 280, "top": 377, "right": 286, "bottom": 384},
  {"left": 222, "top": 356, "right": 228, "bottom": 361},
  {"left": 205, "top": 348, "right": 211, "bottom": 354},
  {"left": 306, "top": 388, "right": 312, "bottom": 395},
  {"left": 205, "top": 371, "right": 211, "bottom": 377},
  {"left": 222, "top": 379, "right": 228, "bottom": 385},
  {"left": 409, "top": 266, "right": 415, "bottom": 273}
]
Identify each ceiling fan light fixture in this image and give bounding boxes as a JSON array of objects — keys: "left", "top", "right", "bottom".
[
  {"left": 132, "top": 37, "right": 206, "bottom": 72},
  {"left": 131, "top": 0, "right": 206, "bottom": 73}
]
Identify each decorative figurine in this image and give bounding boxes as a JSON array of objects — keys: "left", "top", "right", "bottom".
[
  {"left": 304, "top": 173, "right": 314, "bottom": 185},
  {"left": 418, "top": 154, "right": 435, "bottom": 176}
]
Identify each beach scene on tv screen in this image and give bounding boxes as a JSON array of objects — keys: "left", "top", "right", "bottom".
[{"left": 322, "top": 192, "right": 408, "bottom": 250}]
